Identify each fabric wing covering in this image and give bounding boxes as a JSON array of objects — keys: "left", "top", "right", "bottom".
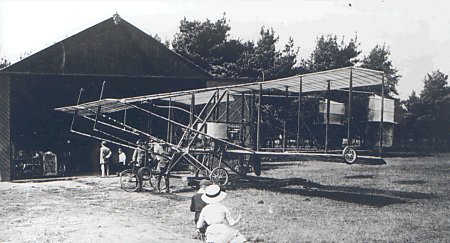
[{"left": 55, "top": 67, "right": 384, "bottom": 114}]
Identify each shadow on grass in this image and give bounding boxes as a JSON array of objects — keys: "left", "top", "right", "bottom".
[
  {"left": 393, "top": 180, "right": 427, "bottom": 185},
  {"left": 344, "top": 175, "right": 376, "bottom": 179},
  {"left": 226, "top": 175, "right": 436, "bottom": 207},
  {"left": 139, "top": 188, "right": 192, "bottom": 201}
]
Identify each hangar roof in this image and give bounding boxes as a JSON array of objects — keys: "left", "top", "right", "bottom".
[{"left": 4, "top": 14, "right": 210, "bottom": 79}]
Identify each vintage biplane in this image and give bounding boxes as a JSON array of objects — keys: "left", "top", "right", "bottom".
[{"left": 55, "top": 67, "right": 388, "bottom": 190}]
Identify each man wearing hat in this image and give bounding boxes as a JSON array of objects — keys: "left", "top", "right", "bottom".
[
  {"left": 153, "top": 142, "right": 171, "bottom": 193},
  {"left": 132, "top": 139, "right": 146, "bottom": 167},
  {"left": 190, "top": 179, "right": 211, "bottom": 238},
  {"left": 196, "top": 184, "right": 246, "bottom": 243},
  {"left": 99, "top": 141, "right": 112, "bottom": 177}
]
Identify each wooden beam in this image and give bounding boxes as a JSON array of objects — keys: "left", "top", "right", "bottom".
[
  {"left": 257, "top": 84, "right": 262, "bottom": 151},
  {"left": 241, "top": 93, "right": 245, "bottom": 145},
  {"left": 296, "top": 77, "right": 302, "bottom": 149},
  {"left": 347, "top": 67, "right": 353, "bottom": 146},
  {"left": 325, "top": 80, "right": 331, "bottom": 153},
  {"left": 283, "top": 86, "right": 288, "bottom": 152},
  {"left": 379, "top": 74, "right": 385, "bottom": 156}
]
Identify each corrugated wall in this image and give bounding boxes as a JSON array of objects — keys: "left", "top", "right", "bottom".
[{"left": 0, "top": 74, "right": 11, "bottom": 181}]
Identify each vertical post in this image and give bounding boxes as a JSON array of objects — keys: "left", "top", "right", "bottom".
[
  {"left": 147, "top": 114, "right": 151, "bottom": 135},
  {"left": 379, "top": 75, "right": 385, "bottom": 156},
  {"left": 167, "top": 98, "right": 172, "bottom": 143},
  {"left": 148, "top": 112, "right": 152, "bottom": 135},
  {"left": 257, "top": 84, "right": 262, "bottom": 151},
  {"left": 70, "top": 88, "right": 84, "bottom": 131},
  {"left": 251, "top": 93, "right": 256, "bottom": 149},
  {"left": 325, "top": 80, "right": 331, "bottom": 153},
  {"left": 215, "top": 90, "right": 220, "bottom": 121},
  {"left": 123, "top": 109, "right": 127, "bottom": 128},
  {"left": 296, "top": 77, "right": 302, "bottom": 149},
  {"left": 93, "top": 81, "right": 106, "bottom": 130},
  {"left": 212, "top": 92, "right": 217, "bottom": 121},
  {"left": 347, "top": 68, "right": 353, "bottom": 146},
  {"left": 241, "top": 93, "right": 245, "bottom": 145},
  {"left": 190, "top": 92, "right": 195, "bottom": 126},
  {"left": 283, "top": 86, "right": 288, "bottom": 152},
  {"left": 226, "top": 92, "right": 230, "bottom": 124}
]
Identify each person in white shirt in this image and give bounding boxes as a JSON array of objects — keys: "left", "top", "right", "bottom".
[
  {"left": 99, "top": 141, "right": 112, "bottom": 177},
  {"left": 196, "top": 184, "right": 246, "bottom": 243},
  {"left": 118, "top": 148, "right": 126, "bottom": 172}
]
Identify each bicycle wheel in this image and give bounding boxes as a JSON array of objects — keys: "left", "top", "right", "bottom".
[
  {"left": 342, "top": 146, "right": 358, "bottom": 164},
  {"left": 210, "top": 167, "right": 229, "bottom": 186},
  {"left": 120, "top": 169, "right": 139, "bottom": 192}
]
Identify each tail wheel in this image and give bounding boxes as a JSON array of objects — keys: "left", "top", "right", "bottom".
[
  {"left": 343, "top": 146, "right": 358, "bottom": 164},
  {"left": 234, "top": 163, "right": 248, "bottom": 176},
  {"left": 210, "top": 167, "right": 229, "bottom": 186},
  {"left": 137, "top": 167, "right": 152, "bottom": 190},
  {"left": 235, "top": 154, "right": 250, "bottom": 176},
  {"left": 120, "top": 169, "right": 139, "bottom": 192}
]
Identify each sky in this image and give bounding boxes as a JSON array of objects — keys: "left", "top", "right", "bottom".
[{"left": 1, "top": 0, "right": 449, "bottom": 99}]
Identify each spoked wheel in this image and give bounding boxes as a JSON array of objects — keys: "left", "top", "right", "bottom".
[
  {"left": 120, "top": 169, "right": 139, "bottom": 192},
  {"left": 210, "top": 167, "right": 229, "bottom": 186},
  {"left": 342, "top": 146, "right": 358, "bottom": 164},
  {"left": 137, "top": 167, "right": 152, "bottom": 191}
]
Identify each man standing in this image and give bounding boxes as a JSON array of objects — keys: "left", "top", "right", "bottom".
[
  {"left": 132, "top": 139, "right": 146, "bottom": 167},
  {"left": 154, "top": 143, "right": 171, "bottom": 193},
  {"left": 100, "top": 141, "right": 112, "bottom": 177},
  {"left": 118, "top": 148, "right": 126, "bottom": 172}
]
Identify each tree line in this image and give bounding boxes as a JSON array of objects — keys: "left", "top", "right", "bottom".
[{"left": 169, "top": 15, "right": 449, "bottom": 151}]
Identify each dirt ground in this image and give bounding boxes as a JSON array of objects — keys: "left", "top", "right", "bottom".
[{"left": 1, "top": 154, "right": 449, "bottom": 242}]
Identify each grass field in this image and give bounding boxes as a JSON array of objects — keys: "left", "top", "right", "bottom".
[{"left": 1, "top": 153, "right": 449, "bottom": 242}]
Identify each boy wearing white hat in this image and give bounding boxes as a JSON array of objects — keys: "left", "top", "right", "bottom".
[{"left": 196, "top": 184, "right": 246, "bottom": 243}]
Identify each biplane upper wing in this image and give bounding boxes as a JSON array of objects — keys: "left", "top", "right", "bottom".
[
  {"left": 55, "top": 66, "right": 384, "bottom": 113},
  {"left": 54, "top": 98, "right": 128, "bottom": 116}
]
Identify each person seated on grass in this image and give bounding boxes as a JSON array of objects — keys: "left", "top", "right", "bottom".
[
  {"left": 196, "top": 184, "right": 247, "bottom": 243},
  {"left": 190, "top": 179, "right": 212, "bottom": 239}
]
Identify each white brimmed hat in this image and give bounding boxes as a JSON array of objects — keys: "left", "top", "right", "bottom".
[{"left": 201, "top": 184, "right": 227, "bottom": 204}]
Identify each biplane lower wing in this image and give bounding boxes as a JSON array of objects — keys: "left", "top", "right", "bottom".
[{"left": 226, "top": 149, "right": 386, "bottom": 165}]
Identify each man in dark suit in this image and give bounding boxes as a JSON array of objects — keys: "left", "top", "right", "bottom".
[{"left": 190, "top": 179, "right": 211, "bottom": 238}]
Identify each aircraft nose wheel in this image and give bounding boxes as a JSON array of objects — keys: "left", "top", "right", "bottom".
[
  {"left": 210, "top": 167, "right": 229, "bottom": 186},
  {"left": 342, "top": 146, "right": 357, "bottom": 164}
]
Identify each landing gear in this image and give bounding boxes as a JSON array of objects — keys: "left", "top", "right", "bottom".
[
  {"left": 342, "top": 146, "right": 357, "bottom": 164},
  {"left": 120, "top": 169, "right": 139, "bottom": 192},
  {"left": 210, "top": 167, "right": 229, "bottom": 186}
]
